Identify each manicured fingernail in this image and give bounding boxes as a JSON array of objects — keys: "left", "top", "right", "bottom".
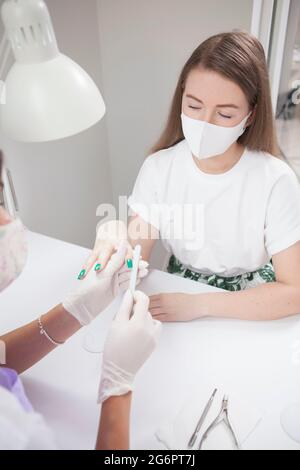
[
  {"left": 94, "top": 263, "right": 102, "bottom": 272},
  {"left": 78, "top": 269, "right": 86, "bottom": 280},
  {"left": 127, "top": 259, "right": 133, "bottom": 269}
]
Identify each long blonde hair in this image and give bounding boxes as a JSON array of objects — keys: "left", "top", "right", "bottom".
[{"left": 150, "top": 31, "right": 280, "bottom": 157}]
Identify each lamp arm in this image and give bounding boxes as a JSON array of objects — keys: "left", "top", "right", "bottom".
[{"left": 0, "top": 33, "right": 11, "bottom": 80}]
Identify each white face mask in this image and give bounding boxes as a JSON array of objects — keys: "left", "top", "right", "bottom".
[
  {"left": 181, "top": 111, "right": 251, "bottom": 160},
  {"left": 0, "top": 218, "right": 28, "bottom": 293}
]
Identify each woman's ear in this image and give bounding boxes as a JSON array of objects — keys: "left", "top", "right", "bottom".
[{"left": 247, "top": 105, "right": 257, "bottom": 127}]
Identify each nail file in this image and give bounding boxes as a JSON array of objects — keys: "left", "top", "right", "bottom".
[{"left": 129, "top": 245, "right": 141, "bottom": 294}]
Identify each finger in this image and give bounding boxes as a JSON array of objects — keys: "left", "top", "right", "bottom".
[
  {"left": 94, "top": 243, "right": 116, "bottom": 273},
  {"left": 78, "top": 252, "right": 98, "bottom": 280},
  {"left": 118, "top": 266, "right": 148, "bottom": 286},
  {"left": 118, "top": 270, "right": 131, "bottom": 285},
  {"left": 149, "top": 306, "right": 165, "bottom": 316},
  {"left": 118, "top": 259, "right": 149, "bottom": 275},
  {"left": 134, "top": 290, "right": 150, "bottom": 305},
  {"left": 118, "top": 261, "right": 149, "bottom": 292},
  {"left": 150, "top": 294, "right": 162, "bottom": 302},
  {"left": 150, "top": 308, "right": 165, "bottom": 317},
  {"left": 137, "top": 267, "right": 149, "bottom": 279},
  {"left": 131, "top": 290, "right": 150, "bottom": 320},
  {"left": 149, "top": 304, "right": 161, "bottom": 312},
  {"left": 118, "top": 263, "right": 130, "bottom": 275},
  {"left": 104, "top": 241, "right": 128, "bottom": 275},
  {"left": 149, "top": 297, "right": 162, "bottom": 307},
  {"left": 149, "top": 304, "right": 163, "bottom": 311},
  {"left": 126, "top": 244, "right": 134, "bottom": 269},
  {"left": 149, "top": 310, "right": 170, "bottom": 322},
  {"left": 114, "top": 289, "right": 134, "bottom": 323},
  {"left": 139, "top": 260, "right": 149, "bottom": 270}
]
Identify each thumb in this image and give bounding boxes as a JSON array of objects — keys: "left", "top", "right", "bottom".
[
  {"left": 132, "top": 290, "right": 150, "bottom": 320},
  {"left": 114, "top": 289, "right": 134, "bottom": 323}
]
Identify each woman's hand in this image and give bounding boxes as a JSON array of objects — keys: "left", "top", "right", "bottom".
[
  {"left": 77, "top": 219, "right": 149, "bottom": 296},
  {"left": 78, "top": 220, "right": 133, "bottom": 279},
  {"left": 149, "top": 293, "right": 205, "bottom": 322}
]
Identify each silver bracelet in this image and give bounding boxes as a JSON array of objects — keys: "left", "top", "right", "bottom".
[{"left": 38, "top": 315, "right": 65, "bottom": 347}]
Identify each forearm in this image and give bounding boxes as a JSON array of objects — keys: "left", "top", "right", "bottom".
[
  {"left": 200, "top": 282, "right": 300, "bottom": 321},
  {"left": 128, "top": 216, "right": 158, "bottom": 262},
  {"left": 0, "top": 304, "right": 81, "bottom": 373},
  {"left": 96, "top": 392, "right": 132, "bottom": 450}
]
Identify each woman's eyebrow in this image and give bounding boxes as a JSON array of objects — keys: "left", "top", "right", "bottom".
[{"left": 186, "top": 94, "right": 239, "bottom": 109}]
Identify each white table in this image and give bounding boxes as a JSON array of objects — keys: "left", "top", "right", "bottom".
[{"left": 1, "top": 232, "right": 300, "bottom": 450}]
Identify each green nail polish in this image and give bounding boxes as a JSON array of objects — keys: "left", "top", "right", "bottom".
[
  {"left": 78, "top": 269, "right": 86, "bottom": 280},
  {"left": 127, "top": 259, "right": 133, "bottom": 269},
  {"left": 94, "top": 263, "right": 101, "bottom": 272}
]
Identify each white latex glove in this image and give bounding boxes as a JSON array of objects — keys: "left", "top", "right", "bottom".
[
  {"left": 63, "top": 243, "right": 148, "bottom": 326},
  {"left": 116, "top": 256, "right": 149, "bottom": 288},
  {"left": 98, "top": 290, "right": 162, "bottom": 404}
]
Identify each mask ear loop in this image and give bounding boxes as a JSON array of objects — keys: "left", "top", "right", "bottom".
[
  {"left": 243, "top": 110, "right": 254, "bottom": 131},
  {"left": 246, "top": 100, "right": 258, "bottom": 129}
]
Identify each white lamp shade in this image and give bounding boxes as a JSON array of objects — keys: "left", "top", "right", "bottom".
[{"left": 0, "top": 53, "right": 106, "bottom": 142}]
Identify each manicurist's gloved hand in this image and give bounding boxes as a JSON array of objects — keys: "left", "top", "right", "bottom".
[
  {"left": 98, "top": 290, "right": 162, "bottom": 404},
  {"left": 63, "top": 242, "right": 138, "bottom": 326}
]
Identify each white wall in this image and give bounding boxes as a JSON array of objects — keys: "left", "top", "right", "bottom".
[
  {"left": 0, "top": 0, "right": 253, "bottom": 262},
  {"left": 278, "top": 0, "right": 300, "bottom": 95},
  {"left": 97, "top": 0, "right": 253, "bottom": 267}
]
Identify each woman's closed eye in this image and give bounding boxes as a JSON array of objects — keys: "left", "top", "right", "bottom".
[
  {"left": 188, "top": 106, "right": 233, "bottom": 119},
  {"left": 218, "top": 112, "right": 232, "bottom": 119}
]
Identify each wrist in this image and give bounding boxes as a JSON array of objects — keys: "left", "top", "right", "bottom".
[
  {"left": 60, "top": 304, "right": 83, "bottom": 328},
  {"left": 103, "top": 392, "right": 133, "bottom": 410},
  {"left": 42, "top": 304, "right": 82, "bottom": 344},
  {"left": 98, "top": 360, "right": 135, "bottom": 404},
  {"left": 192, "top": 293, "right": 212, "bottom": 319},
  {"left": 62, "top": 296, "right": 92, "bottom": 326}
]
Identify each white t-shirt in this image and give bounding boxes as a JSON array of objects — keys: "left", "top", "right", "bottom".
[{"left": 128, "top": 139, "right": 300, "bottom": 277}]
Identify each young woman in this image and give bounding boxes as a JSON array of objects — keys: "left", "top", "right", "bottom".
[
  {"left": 129, "top": 32, "right": 300, "bottom": 321},
  {"left": 85, "top": 31, "right": 300, "bottom": 322},
  {"left": 0, "top": 152, "right": 161, "bottom": 450}
]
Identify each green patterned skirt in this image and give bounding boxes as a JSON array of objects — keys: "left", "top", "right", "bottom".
[{"left": 167, "top": 255, "right": 276, "bottom": 291}]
